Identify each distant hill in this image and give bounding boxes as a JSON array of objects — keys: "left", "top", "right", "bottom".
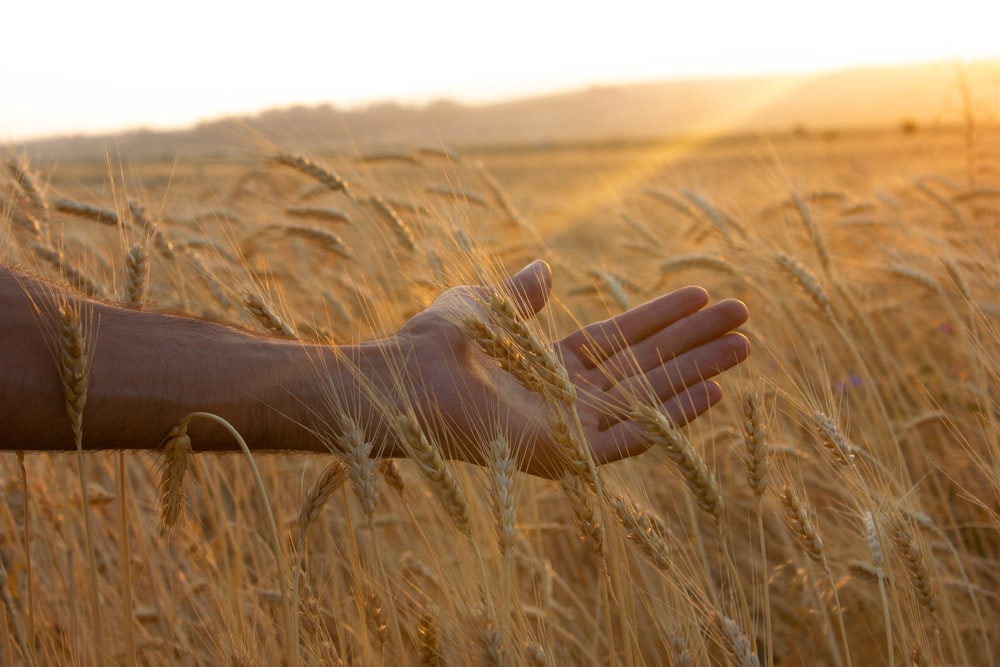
[{"left": 9, "top": 59, "right": 1000, "bottom": 161}]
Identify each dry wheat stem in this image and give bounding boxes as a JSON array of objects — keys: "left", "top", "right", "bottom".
[{"left": 181, "top": 411, "right": 298, "bottom": 667}]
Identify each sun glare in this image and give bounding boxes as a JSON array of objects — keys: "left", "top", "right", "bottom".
[{"left": 2, "top": 0, "right": 999, "bottom": 140}]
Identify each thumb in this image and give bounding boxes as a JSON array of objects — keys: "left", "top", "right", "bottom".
[{"left": 498, "top": 259, "right": 553, "bottom": 319}]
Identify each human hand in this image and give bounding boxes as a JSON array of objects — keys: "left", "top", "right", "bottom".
[{"left": 390, "top": 260, "right": 750, "bottom": 478}]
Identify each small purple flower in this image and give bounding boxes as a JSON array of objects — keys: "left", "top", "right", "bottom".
[
  {"left": 935, "top": 320, "right": 956, "bottom": 336},
  {"left": 835, "top": 373, "right": 864, "bottom": 394}
]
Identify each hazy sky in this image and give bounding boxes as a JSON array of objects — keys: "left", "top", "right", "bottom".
[{"left": 3, "top": 0, "right": 998, "bottom": 141}]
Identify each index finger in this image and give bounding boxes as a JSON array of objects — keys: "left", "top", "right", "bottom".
[{"left": 561, "top": 286, "right": 711, "bottom": 369}]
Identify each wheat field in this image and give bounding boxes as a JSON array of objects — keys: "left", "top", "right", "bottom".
[{"left": 1, "top": 127, "right": 998, "bottom": 666}]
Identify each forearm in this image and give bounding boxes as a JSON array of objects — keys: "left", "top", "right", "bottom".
[{"left": 0, "top": 264, "right": 399, "bottom": 453}]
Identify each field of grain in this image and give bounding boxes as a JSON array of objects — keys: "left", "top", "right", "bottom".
[{"left": 2, "top": 126, "right": 999, "bottom": 665}]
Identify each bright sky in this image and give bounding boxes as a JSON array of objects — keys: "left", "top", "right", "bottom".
[{"left": 3, "top": 0, "right": 999, "bottom": 141}]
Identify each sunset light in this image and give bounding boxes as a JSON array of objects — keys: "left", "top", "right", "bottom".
[{"left": 3, "top": 0, "right": 999, "bottom": 140}]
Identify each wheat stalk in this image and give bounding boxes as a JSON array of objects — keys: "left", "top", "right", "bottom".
[{"left": 57, "top": 300, "right": 108, "bottom": 666}]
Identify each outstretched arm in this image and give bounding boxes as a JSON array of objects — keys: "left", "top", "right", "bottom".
[{"left": 0, "top": 260, "right": 749, "bottom": 476}]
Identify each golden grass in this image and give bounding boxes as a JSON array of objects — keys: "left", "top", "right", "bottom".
[{"left": 1, "top": 127, "right": 998, "bottom": 665}]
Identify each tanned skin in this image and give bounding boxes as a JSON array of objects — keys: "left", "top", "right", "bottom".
[{"left": 0, "top": 260, "right": 749, "bottom": 478}]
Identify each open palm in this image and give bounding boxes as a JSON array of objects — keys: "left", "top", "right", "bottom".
[{"left": 393, "top": 260, "right": 750, "bottom": 478}]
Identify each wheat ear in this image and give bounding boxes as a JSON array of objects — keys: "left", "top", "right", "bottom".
[
  {"left": 488, "top": 436, "right": 518, "bottom": 558},
  {"left": 339, "top": 415, "right": 379, "bottom": 524},
  {"left": 297, "top": 459, "right": 349, "bottom": 544},
  {"left": 561, "top": 473, "right": 605, "bottom": 557},
  {"left": 741, "top": 389, "right": 769, "bottom": 496},
  {"left": 244, "top": 290, "right": 296, "bottom": 337},
  {"left": 774, "top": 252, "right": 833, "bottom": 316},
  {"left": 778, "top": 484, "right": 824, "bottom": 563},
  {"left": 417, "top": 613, "right": 441, "bottom": 666},
  {"left": 0, "top": 556, "right": 33, "bottom": 666},
  {"left": 57, "top": 301, "right": 108, "bottom": 666},
  {"left": 159, "top": 421, "right": 193, "bottom": 530},
  {"left": 285, "top": 205, "right": 351, "bottom": 224},
  {"left": 273, "top": 152, "right": 350, "bottom": 194},
  {"left": 395, "top": 412, "right": 472, "bottom": 538},
  {"left": 633, "top": 404, "right": 723, "bottom": 525},
  {"left": 123, "top": 242, "right": 149, "bottom": 308},
  {"left": 370, "top": 195, "right": 417, "bottom": 252},
  {"left": 864, "top": 511, "right": 894, "bottom": 667},
  {"left": 889, "top": 515, "right": 937, "bottom": 617},
  {"left": 51, "top": 197, "right": 121, "bottom": 226},
  {"left": 609, "top": 493, "right": 671, "bottom": 570}
]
